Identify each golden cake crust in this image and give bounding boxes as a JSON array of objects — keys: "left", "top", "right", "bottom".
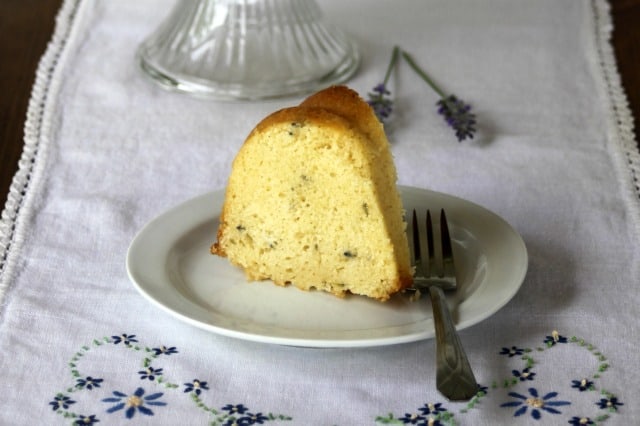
[
  {"left": 211, "top": 85, "right": 412, "bottom": 301},
  {"left": 300, "top": 85, "right": 388, "bottom": 143}
]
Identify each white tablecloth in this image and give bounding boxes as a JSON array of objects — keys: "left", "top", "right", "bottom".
[{"left": 1, "top": 0, "right": 638, "bottom": 424}]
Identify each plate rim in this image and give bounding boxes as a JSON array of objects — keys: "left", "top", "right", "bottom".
[{"left": 126, "top": 186, "right": 528, "bottom": 348}]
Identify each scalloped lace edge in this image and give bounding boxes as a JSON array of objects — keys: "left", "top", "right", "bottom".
[
  {"left": 0, "top": 0, "right": 84, "bottom": 305},
  {"left": 593, "top": 0, "right": 640, "bottom": 237}
]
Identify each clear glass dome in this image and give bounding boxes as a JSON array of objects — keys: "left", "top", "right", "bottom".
[{"left": 136, "top": 0, "right": 360, "bottom": 100}]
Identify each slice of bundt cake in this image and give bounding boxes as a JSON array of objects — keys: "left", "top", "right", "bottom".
[{"left": 211, "top": 85, "right": 412, "bottom": 301}]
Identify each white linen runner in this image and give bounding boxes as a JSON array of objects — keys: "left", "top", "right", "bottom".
[{"left": 1, "top": 0, "right": 638, "bottom": 424}]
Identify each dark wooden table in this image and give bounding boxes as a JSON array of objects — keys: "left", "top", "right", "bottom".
[{"left": 1, "top": 0, "right": 639, "bottom": 202}]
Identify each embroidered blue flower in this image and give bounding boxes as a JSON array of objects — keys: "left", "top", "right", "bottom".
[
  {"left": 74, "top": 414, "right": 100, "bottom": 425},
  {"left": 152, "top": 345, "right": 178, "bottom": 356},
  {"left": 569, "top": 416, "right": 594, "bottom": 425},
  {"left": 49, "top": 394, "right": 76, "bottom": 411},
  {"left": 138, "top": 366, "right": 163, "bottom": 380},
  {"left": 222, "top": 403, "right": 249, "bottom": 414},
  {"left": 102, "top": 387, "right": 166, "bottom": 419},
  {"left": 418, "top": 402, "right": 447, "bottom": 416},
  {"left": 477, "top": 385, "right": 489, "bottom": 395},
  {"left": 111, "top": 334, "right": 138, "bottom": 345},
  {"left": 512, "top": 368, "right": 536, "bottom": 382},
  {"left": 224, "top": 412, "right": 270, "bottom": 425},
  {"left": 544, "top": 330, "right": 568, "bottom": 346},
  {"left": 596, "top": 396, "right": 623, "bottom": 411},
  {"left": 501, "top": 387, "right": 571, "bottom": 419},
  {"left": 499, "top": 346, "right": 525, "bottom": 357},
  {"left": 571, "top": 378, "right": 594, "bottom": 392},
  {"left": 76, "top": 376, "right": 103, "bottom": 390},
  {"left": 184, "top": 379, "right": 209, "bottom": 395}
]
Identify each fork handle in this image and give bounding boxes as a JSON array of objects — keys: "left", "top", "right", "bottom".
[{"left": 429, "top": 286, "right": 479, "bottom": 401}]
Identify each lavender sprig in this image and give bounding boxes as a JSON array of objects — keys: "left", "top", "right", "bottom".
[
  {"left": 367, "top": 46, "right": 477, "bottom": 142},
  {"left": 401, "top": 50, "right": 476, "bottom": 142},
  {"left": 367, "top": 46, "right": 400, "bottom": 122}
]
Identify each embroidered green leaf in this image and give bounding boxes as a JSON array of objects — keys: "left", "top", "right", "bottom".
[
  {"left": 523, "top": 355, "right": 535, "bottom": 368},
  {"left": 374, "top": 413, "right": 402, "bottom": 424},
  {"left": 268, "top": 413, "right": 293, "bottom": 421}
]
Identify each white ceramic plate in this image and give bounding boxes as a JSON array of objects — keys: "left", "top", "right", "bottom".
[{"left": 127, "top": 186, "right": 527, "bottom": 348}]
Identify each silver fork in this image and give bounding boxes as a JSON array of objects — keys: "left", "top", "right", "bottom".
[{"left": 409, "top": 209, "right": 478, "bottom": 401}]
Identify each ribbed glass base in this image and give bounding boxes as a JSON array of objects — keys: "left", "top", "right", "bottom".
[{"left": 136, "top": 0, "right": 360, "bottom": 100}]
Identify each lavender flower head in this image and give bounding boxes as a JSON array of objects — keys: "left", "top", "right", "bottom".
[
  {"left": 367, "top": 46, "right": 400, "bottom": 123},
  {"left": 367, "top": 83, "right": 393, "bottom": 122},
  {"left": 436, "top": 95, "right": 476, "bottom": 142}
]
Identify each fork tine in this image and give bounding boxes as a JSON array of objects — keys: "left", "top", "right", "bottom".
[
  {"left": 410, "top": 210, "right": 423, "bottom": 277},
  {"left": 426, "top": 210, "right": 436, "bottom": 278},
  {"left": 440, "top": 209, "right": 456, "bottom": 282}
]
